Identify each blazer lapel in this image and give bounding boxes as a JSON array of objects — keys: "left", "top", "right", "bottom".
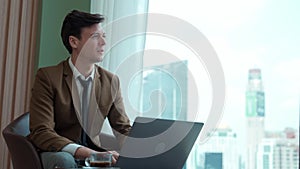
[
  {"left": 63, "top": 61, "right": 82, "bottom": 124},
  {"left": 88, "top": 68, "right": 104, "bottom": 146},
  {"left": 94, "top": 68, "right": 101, "bottom": 104},
  {"left": 88, "top": 69, "right": 103, "bottom": 132}
]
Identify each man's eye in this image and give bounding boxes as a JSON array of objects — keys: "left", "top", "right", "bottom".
[
  {"left": 91, "top": 33, "right": 106, "bottom": 40},
  {"left": 91, "top": 34, "right": 100, "bottom": 39}
]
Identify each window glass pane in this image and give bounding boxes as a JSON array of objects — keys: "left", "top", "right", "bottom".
[{"left": 145, "top": 1, "right": 299, "bottom": 169}]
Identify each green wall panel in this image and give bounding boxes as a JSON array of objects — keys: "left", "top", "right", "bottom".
[{"left": 38, "top": 0, "right": 91, "bottom": 68}]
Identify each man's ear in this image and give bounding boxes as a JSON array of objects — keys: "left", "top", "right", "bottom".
[{"left": 69, "top": 36, "right": 79, "bottom": 49}]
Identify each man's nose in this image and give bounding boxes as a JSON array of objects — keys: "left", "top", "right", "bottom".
[{"left": 99, "top": 36, "right": 106, "bottom": 45}]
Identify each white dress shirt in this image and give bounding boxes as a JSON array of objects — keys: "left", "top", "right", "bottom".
[{"left": 61, "top": 58, "right": 95, "bottom": 156}]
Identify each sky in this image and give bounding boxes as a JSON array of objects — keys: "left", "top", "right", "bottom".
[{"left": 145, "top": 0, "right": 300, "bottom": 145}]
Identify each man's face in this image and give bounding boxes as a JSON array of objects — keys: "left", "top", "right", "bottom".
[{"left": 77, "top": 24, "right": 106, "bottom": 64}]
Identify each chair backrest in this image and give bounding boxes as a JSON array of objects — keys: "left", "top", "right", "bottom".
[{"left": 2, "top": 112, "right": 43, "bottom": 169}]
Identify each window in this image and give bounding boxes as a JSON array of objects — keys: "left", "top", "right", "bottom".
[{"left": 145, "top": 1, "right": 300, "bottom": 169}]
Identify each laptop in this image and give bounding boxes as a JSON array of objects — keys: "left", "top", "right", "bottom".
[{"left": 114, "top": 117, "right": 204, "bottom": 169}]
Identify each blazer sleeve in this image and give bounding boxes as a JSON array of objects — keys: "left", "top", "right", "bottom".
[
  {"left": 29, "top": 68, "right": 72, "bottom": 152},
  {"left": 107, "top": 75, "right": 132, "bottom": 142}
]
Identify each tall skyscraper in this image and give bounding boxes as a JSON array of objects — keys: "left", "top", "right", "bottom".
[
  {"left": 140, "top": 60, "right": 188, "bottom": 120},
  {"left": 245, "top": 68, "right": 265, "bottom": 169},
  {"left": 140, "top": 61, "right": 189, "bottom": 169}
]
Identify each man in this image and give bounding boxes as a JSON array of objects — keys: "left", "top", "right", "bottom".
[{"left": 29, "top": 10, "right": 131, "bottom": 169}]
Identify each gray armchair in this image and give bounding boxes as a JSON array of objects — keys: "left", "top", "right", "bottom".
[
  {"left": 2, "top": 112, "right": 43, "bottom": 169},
  {"left": 2, "top": 112, "right": 119, "bottom": 169}
]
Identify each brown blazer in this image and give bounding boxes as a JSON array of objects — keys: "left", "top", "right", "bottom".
[{"left": 28, "top": 59, "right": 131, "bottom": 152}]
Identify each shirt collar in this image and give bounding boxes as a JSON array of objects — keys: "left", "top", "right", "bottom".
[{"left": 68, "top": 57, "right": 95, "bottom": 80}]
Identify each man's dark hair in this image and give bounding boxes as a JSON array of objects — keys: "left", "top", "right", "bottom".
[{"left": 61, "top": 10, "right": 105, "bottom": 54}]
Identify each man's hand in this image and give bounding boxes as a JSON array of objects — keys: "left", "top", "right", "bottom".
[{"left": 108, "top": 150, "right": 120, "bottom": 164}]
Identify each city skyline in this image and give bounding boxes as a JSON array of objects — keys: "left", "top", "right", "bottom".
[
  {"left": 145, "top": 1, "right": 299, "bottom": 168},
  {"left": 146, "top": 0, "right": 299, "bottom": 142}
]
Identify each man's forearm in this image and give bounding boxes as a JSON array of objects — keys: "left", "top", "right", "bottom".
[{"left": 74, "top": 146, "right": 97, "bottom": 159}]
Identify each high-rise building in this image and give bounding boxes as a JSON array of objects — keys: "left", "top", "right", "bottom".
[
  {"left": 186, "top": 126, "right": 239, "bottom": 169},
  {"left": 140, "top": 61, "right": 189, "bottom": 169},
  {"left": 245, "top": 68, "right": 265, "bottom": 169},
  {"left": 205, "top": 152, "right": 223, "bottom": 169},
  {"left": 140, "top": 60, "right": 188, "bottom": 120},
  {"left": 257, "top": 128, "right": 299, "bottom": 169}
]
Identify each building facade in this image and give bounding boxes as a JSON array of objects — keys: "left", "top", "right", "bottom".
[
  {"left": 186, "top": 127, "right": 240, "bottom": 169},
  {"left": 257, "top": 129, "right": 299, "bottom": 169}
]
